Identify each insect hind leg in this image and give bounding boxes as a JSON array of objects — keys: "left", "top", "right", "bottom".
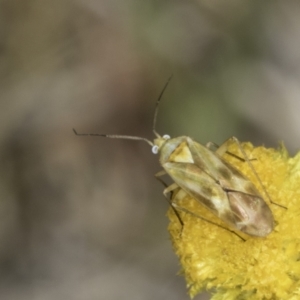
[
  {"left": 172, "top": 201, "right": 245, "bottom": 241},
  {"left": 207, "top": 140, "right": 256, "bottom": 163},
  {"left": 221, "top": 137, "right": 286, "bottom": 209}
]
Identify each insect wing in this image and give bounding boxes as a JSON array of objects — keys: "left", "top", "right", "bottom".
[
  {"left": 163, "top": 161, "right": 242, "bottom": 231},
  {"left": 187, "top": 137, "right": 258, "bottom": 193},
  {"left": 188, "top": 138, "right": 274, "bottom": 235}
]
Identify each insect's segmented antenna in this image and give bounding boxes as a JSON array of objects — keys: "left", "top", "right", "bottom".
[
  {"left": 73, "top": 129, "right": 154, "bottom": 147},
  {"left": 152, "top": 75, "right": 173, "bottom": 138},
  {"left": 74, "top": 76, "right": 173, "bottom": 146}
]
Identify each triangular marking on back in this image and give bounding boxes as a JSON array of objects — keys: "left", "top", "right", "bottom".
[{"left": 169, "top": 141, "right": 194, "bottom": 163}]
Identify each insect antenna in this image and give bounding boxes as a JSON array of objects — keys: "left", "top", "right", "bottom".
[
  {"left": 152, "top": 75, "right": 173, "bottom": 138},
  {"left": 73, "top": 129, "right": 154, "bottom": 147}
]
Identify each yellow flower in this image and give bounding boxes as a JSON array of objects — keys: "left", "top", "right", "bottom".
[{"left": 167, "top": 141, "right": 300, "bottom": 299}]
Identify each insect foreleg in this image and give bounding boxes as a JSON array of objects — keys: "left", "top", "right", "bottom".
[
  {"left": 206, "top": 141, "right": 220, "bottom": 151},
  {"left": 162, "top": 182, "right": 179, "bottom": 198},
  {"left": 155, "top": 170, "right": 167, "bottom": 178}
]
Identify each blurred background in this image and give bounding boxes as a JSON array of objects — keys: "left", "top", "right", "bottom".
[{"left": 1, "top": 1, "right": 300, "bottom": 299}]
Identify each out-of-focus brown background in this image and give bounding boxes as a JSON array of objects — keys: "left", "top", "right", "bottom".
[{"left": 1, "top": 1, "right": 300, "bottom": 299}]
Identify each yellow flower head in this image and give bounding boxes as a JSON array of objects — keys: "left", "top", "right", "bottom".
[{"left": 168, "top": 141, "right": 300, "bottom": 299}]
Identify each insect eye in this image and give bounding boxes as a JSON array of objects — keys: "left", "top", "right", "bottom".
[
  {"left": 163, "top": 134, "right": 171, "bottom": 140},
  {"left": 152, "top": 145, "right": 159, "bottom": 154}
]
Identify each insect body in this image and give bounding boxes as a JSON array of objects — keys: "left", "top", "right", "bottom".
[
  {"left": 153, "top": 135, "right": 274, "bottom": 237},
  {"left": 74, "top": 78, "right": 274, "bottom": 237}
]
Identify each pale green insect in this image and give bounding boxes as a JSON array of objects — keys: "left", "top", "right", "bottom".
[{"left": 73, "top": 78, "right": 275, "bottom": 237}]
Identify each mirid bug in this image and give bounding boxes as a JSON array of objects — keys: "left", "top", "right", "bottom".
[{"left": 73, "top": 78, "right": 275, "bottom": 237}]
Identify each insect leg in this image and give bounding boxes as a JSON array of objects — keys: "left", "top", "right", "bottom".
[
  {"left": 207, "top": 140, "right": 256, "bottom": 162},
  {"left": 162, "top": 182, "right": 179, "bottom": 197},
  {"left": 229, "top": 137, "right": 286, "bottom": 209},
  {"left": 155, "top": 170, "right": 167, "bottom": 178},
  {"left": 154, "top": 172, "right": 184, "bottom": 227},
  {"left": 172, "top": 202, "right": 245, "bottom": 241},
  {"left": 162, "top": 184, "right": 185, "bottom": 228},
  {"left": 206, "top": 141, "right": 220, "bottom": 151}
]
